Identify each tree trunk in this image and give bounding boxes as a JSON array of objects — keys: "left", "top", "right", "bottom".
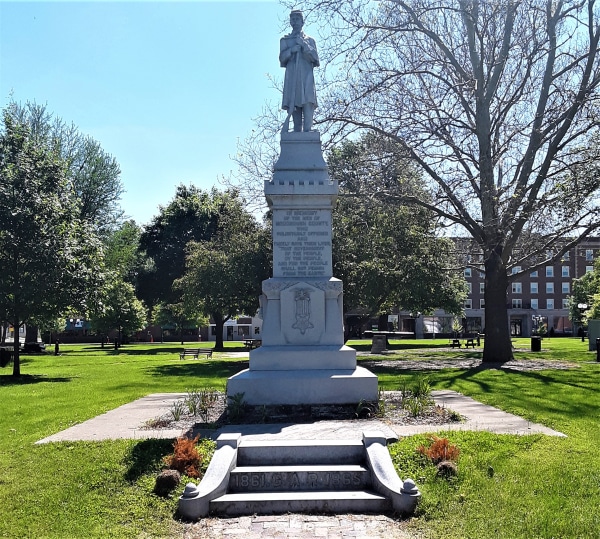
[
  {"left": 213, "top": 313, "right": 225, "bottom": 351},
  {"left": 26, "top": 324, "right": 38, "bottom": 343},
  {"left": 12, "top": 319, "right": 21, "bottom": 377},
  {"left": 483, "top": 251, "right": 514, "bottom": 363}
]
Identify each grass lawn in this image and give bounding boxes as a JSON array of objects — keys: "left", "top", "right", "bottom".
[{"left": 1, "top": 338, "right": 598, "bottom": 538}]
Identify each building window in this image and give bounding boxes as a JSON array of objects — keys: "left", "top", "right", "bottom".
[
  {"left": 562, "top": 266, "right": 570, "bottom": 277},
  {"left": 563, "top": 251, "right": 570, "bottom": 260},
  {"left": 480, "top": 299, "right": 485, "bottom": 309},
  {"left": 464, "top": 268, "right": 472, "bottom": 277},
  {"left": 530, "top": 282, "right": 538, "bottom": 294},
  {"left": 512, "top": 299, "right": 522, "bottom": 309},
  {"left": 546, "top": 282, "right": 554, "bottom": 294},
  {"left": 546, "top": 299, "right": 554, "bottom": 309},
  {"left": 511, "top": 266, "right": 521, "bottom": 274},
  {"left": 531, "top": 298, "right": 539, "bottom": 310},
  {"left": 586, "top": 249, "right": 594, "bottom": 261},
  {"left": 562, "top": 298, "right": 569, "bottom": 309},
  {"left": 546, "top": 266, "right": 554, "bottom": 277},
  {"left": 467, "top": 282, "right": 472, "bottom": 293},
  {"left": 479, "top": 283, "right": 485, "bottom": 294},
  {"left": 530, "top": 270, "right": 538, "bottom": 277},
  {"left": 512, "top": 282, "right": 522, "bottom": 294},
  {"left": 586, "top": 266, "right": 594, "bottom": 273},
  {"left": 562, "top": 282, "right": 570, "bottom": 294},
  {"left": 464, "top": 299, "right": 472, "bottom": 309},
  {"left": 479, "top": 271, "right": 485, "bottom": 278}
]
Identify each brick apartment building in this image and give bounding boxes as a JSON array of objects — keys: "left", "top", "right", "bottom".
[
  {"left": 382, "top": 236, "right": 600, "bottom": 339},
  {"left": 460, "top": 236, "right": 600, "bottom": 337}
]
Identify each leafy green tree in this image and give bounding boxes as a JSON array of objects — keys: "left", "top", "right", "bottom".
[
  {"left": 177, "top": 209, "right": 270, "bottom": 351},
  {"left": 137, "top": 185, "right": 244, "bottom": 311},
  {"left": 291, "top": 0, "right": 600, "bottom": 362},
  {"left": 10, "top": 100, "right": 124, "bottom": 234},
  {"left": 152, "top": 301, "right": 208, "bottom": 345},
  {"left": 89, "top": 280, "right": 147, "bottom": 346},
  {"left": 588, "top": 293, "right": 600, "bottom": 321},
  {"left": 0, "top": 106, "right": 104, "bottom": 375},
  {"left": 103, "top": 220, "right": 144, "bottom": 285},
  {"left": 570, "top": 259, "right": 600, "bottom": 326},
  {"left": 329, "top": 134, "right": 466, "bottom": 322}
]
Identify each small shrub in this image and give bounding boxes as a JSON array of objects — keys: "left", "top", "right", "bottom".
[
  {"left": 227, "top": 392, "right": 246, "bottom": 422},
  {"left": 185, "top": 388, "right": 221, "bottom": 423},
  {"left": 153, "top": 469, "right": 181, "bottom": 497},
  {"left": 412, "top": 376, "right": 431, "bottom": 399},
  {"left": 448, "top": 409, "right": 464, "bottom": 422},
  {"left": 355, "top": 399, "right": 376, "bottom": 418},
  {"left": 143, "top": 417, "right": 172, "bottom": 429},
  {"left": 417, "top": 435, "right": 460, "bottom": 465},
  {"left": 170, "top": 400, "right": 186, "bottom": 422},
  {"left": 405, "top": 396, "right": 425, "bottom": 418},
  {"left": 163, "top": 435, "right": 202, "bottom": 478},
  {"left": 436, "top": 459, "right": 458, "bottom": 478}
]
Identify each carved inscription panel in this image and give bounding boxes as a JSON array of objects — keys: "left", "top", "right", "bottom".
[
  {"left": 230, "top": 471, "right": 363, "bottom": 491},
  {"left": 273, "top": 209, "right": 333, "bottom": 278}
]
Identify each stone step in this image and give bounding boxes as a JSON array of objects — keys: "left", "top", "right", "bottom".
[
  {"left": 237, "top": 439, "right": 365, "bottom": 466},
  {"left": 210, "top": 490, "right": 390, "bottom": 516},
  {"left": 228, "top": 464, "right": 370, "bottom": 492}
]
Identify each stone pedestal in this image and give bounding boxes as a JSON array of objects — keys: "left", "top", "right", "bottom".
[{"left": 227, "top": 131, "right": 378, "bottom": 405}]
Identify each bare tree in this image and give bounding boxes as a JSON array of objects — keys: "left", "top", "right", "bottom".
[{"left": 277, "top": 0, "right": 600, "bottom": 362}]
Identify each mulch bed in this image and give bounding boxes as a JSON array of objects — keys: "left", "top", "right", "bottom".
[{"left": 142, "top": 358, "right": 577, "bottom": 432}]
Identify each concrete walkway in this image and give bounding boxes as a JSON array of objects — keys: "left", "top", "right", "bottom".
[
  {"left": 36, "top": 390, "right": 564, "bottom": 445},
  {"left": 35, "top": 391, "right": 564, "bottom": 539}
]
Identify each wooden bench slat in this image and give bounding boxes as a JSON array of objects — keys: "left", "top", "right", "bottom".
[{"left": 180, "top": 348, "right": 213, "bottom": 360}]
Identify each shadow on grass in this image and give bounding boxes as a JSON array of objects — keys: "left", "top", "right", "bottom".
[
  {"left": 146, "top": 360, "right": 249, "bottom": 379},
  {"left": 95, "top": 346, "right": 188, "bottom": 356},
  {"left": 369, "top": 359, "right": 599, "bottom": 425},
  {"left": 0, "top": 374, "right": 73, "bottom": 386},
  {"left": 124, "top": 438, "right": 174, "bottom": 482},
  {"left": 348, "top": 339, "right": 458, "bottom": 351}
]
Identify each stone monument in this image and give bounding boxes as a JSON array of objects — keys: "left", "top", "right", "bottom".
[{"left": 226, "top": 10, "right": 378, "bottom": 406}]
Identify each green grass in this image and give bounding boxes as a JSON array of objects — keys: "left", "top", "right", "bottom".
[{"left": 1, "top": 338, "right": 599, "bottom": 538}]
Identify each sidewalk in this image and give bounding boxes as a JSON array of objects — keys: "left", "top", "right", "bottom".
[
  {"left": 35, "top": 391, "right": 564, "bottom": 539},
  {"left": 36, "top": 390, "right": 565, "bottom": 445}
]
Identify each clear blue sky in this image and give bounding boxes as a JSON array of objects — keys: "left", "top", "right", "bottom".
[{"left": 0, "top": 0, "right": 292, "bottom": 225}]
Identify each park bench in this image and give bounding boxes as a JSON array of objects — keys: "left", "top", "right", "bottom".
[
  {"left": 179, "top": 348, "right": 213, "bottom": 360},
  {"left": 451, "top": 339, "right": 461, "bottom": 348},
  {"left": 465, "top": 338, "right": 476, "bottom": 348}
]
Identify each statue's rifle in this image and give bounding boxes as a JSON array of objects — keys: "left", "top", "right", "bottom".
[{"left": 281, "top": 39, "right": 300, "bottom": 134}]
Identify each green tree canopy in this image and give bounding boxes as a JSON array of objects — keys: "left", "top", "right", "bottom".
[
  {"left": 329, "top": 134, "right": 466, "bottom": 319},
  {"left": 177, "top": 199, "right": 270, "bottom": 350},
  {"left": 152, "top": 301, "right": 208, "bottom": 345},
  {"left": 89, "top": 280, "right": 147, "bottom": 345},
  {"left": 10, "top": 100, "right": 124, "bottom": 234},
  {"left": 0, "top": 105, "right": 104, "bottom": 375},
  {"left": 103, "top": 220, "right": 144, "bottom": 284},
  {"left": 570, "top": 258, "right": 600, "bottom": 325},
  {"left": 138, "top": 185, "right": 249, "bottom": 310}
]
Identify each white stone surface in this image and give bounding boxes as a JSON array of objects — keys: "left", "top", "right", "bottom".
[
  {"left": 226, "top": 367, "right": 379, "bottom": 405},
  {"left": 248, "top": 345, "right": 357, "bottom": 371},
  {"left": 227, "top": 131, "right": 378, "bottom": 406},
  {"left": 272, "top": 209, "right": 333, "bottom": 279}
]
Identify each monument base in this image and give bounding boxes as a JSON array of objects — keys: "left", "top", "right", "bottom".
[
  {"left": 249, "top": 345, "right": 357, "bottom": 370},
  {"left": 226, "top": 367, "right": 379, "bottom": 406}
]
